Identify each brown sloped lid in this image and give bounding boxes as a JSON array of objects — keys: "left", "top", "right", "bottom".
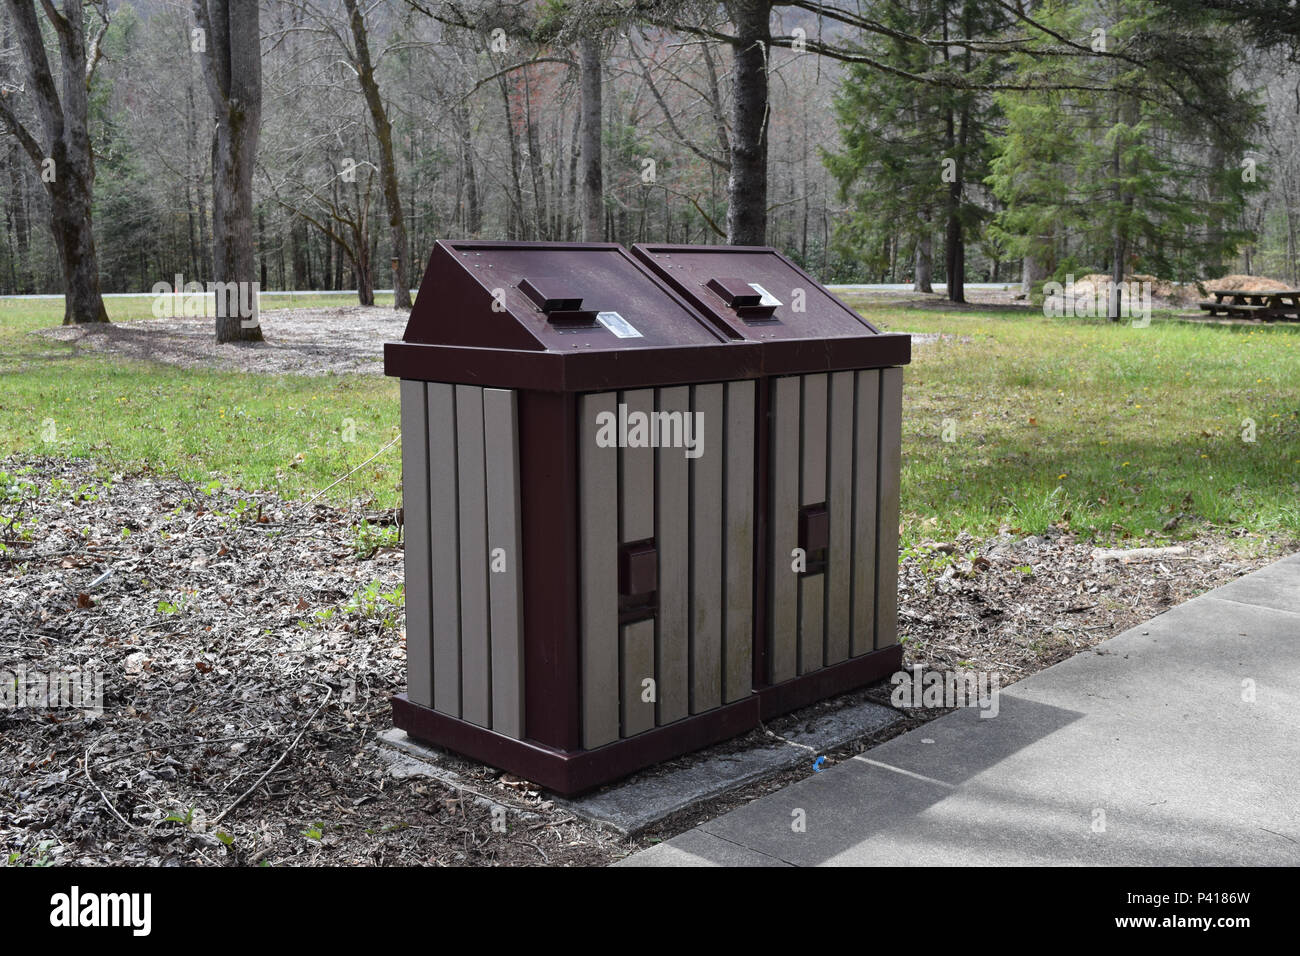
[
  {"left": 387, "top": 239, "right": 768, "bottom": 389},
  {"left": 631, "top": 243, "right": 911, "bottom": 372},
  {"left": 401, "top": 240, "right": 731, "bottom": 352}
]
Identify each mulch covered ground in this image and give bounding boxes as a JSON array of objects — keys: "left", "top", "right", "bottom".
[
  {"left": 4, "top": 457, "right": 1290, "bottom": 866},
  {"left": 0, "top": 458, "right": 621, "bottom": 866}
]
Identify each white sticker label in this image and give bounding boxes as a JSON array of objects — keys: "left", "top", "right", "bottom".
[
  {"left": 596, "top": 311, "right": 643, "bottom": 338},
  {"left": 748, "top": 283, "right": 782, "bottom": 307}
]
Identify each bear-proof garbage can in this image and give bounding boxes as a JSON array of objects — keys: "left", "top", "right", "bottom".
[{"left": 386, "top": 239, "right": 910, "bottom": 794}]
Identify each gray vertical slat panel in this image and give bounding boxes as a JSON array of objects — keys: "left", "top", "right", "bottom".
[
  {"left": 483, "top": 388, "right": 523, "bottom": 739},
  {"left": 799, "top": 574, "right": 825, "bottom": 676},
  {"left": 875, "top": 368, "right": 904, "bottom": 650},
  {"left": 799, "top": 373, "right": 828, "bottom": 675},
  {"left": 455, "top": 386, "right": 490, "bottom": 727},
  {"left": 799, "top": 582, "right": 825, "bottom": 673},
  {"left": 399, "top": 381, "right": 433, "bottom": 708},
  {"left": 619, "top": 389, "right": 655, "bottom": 544},
  {"left": 723, "top": 380, "right": 754, "bottom": 704},
  {"left": 426, "top": 383, "right": 461, "bottom": 715},
  {"left": 800, "top": 373, "right": 828, "bottom": 505},
  {"left": 769, "top": 376, "right": 800, "bottom": 684},
  {"left": 851, "top": 371, "right": 881, "bottom": 657},
  {"left": 620, "top": 619, "right": 656, "bottom": 737},
  {"left": 689, "top": 383, "right": 723, "bottom": 714},
  {"left": 825, "top": 371, "right": 854, "bottom": 666},
  {"left": 580, "top": 392, "right": 620, "bottom": 749},
  {"left": 655, "top": 385, "right": 690, "bottom": 725}
]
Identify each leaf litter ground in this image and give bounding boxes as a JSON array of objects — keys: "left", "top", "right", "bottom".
[{"left": 3, "top": 456, "right": 1291, "bottom": 865}]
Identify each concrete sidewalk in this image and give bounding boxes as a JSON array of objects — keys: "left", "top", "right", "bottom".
[{"left": 618, "top": 553, "right": 1300, "bottom": 866}]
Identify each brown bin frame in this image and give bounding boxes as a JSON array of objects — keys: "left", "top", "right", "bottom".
[{"left": 387, "top": 240, "right": 909, "bottom": 794}]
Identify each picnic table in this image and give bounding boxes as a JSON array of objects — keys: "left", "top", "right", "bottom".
[{"left": 1199, "top": 288, "right": 1300, "bottom": 321}]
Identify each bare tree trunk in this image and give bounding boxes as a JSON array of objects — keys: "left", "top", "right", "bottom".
[
  {"left": 342, "top": 0, "right": 411, "bottom": 309},
  {"left": 333, "top": 226, "right": 344, "bottom": 288},
  {"left": 941, "top": 101, "right": 969, "bottom": 303},
  {"left": 258, "top": 207, "right": 267, "bottom": 289},
  {"left": 548, "top": 112, "right": 563, "bottom": 239},
  {"left": 521, "top": 73, "right": 547, "bottom": 240},
  {"left": 938, "top": 2, "right": 967, "bottom": 304},
  {"left": 0, "top": 0, "right": 110, "bottom": 323},
  {"left": 914, "top": 207, "right": 933, "bottom": 293},
  {"left": 289, "top": 219, "right": 303, "bottom": 289},
  {"left": 185, "top": 79, "right": 202, "bottom": 281},
  {"left": 725, "top": 0, "right": 770, "bottom": 245},
  {"left": 943, "top": 141, "right": 963, "bottom": 303},
  {"left": 193, "top": 0, "right": 263, "bottom": 342},
  {"left": 1021, "top": 253, "right": 1040, "bottom": 295},
  {"left": 6, "top": 142, "right": 31, "bottom": 293},
  {"left": 799, "top": 111, "right": 809, "bottom": 259},
  {"left": 1205, "top": 141, "right": 1226, "bottom": 278},
  {"left": 1108, "top": 98, "right": 1136, "bottom": 322},
  {"left": 702, "top": 43, "right": 731, "bottom": 169},
  {"left": 196, "top": 162, "right": 210, "bottom": 284},
  {"left": 579, "top": 34, "right": 603, "bottom": 241},
  {"left": 0, "top": 19, "right": 22, "bottom": 294},
  {"left": 456, "top": 101, "right": 481, "bottom": 235},
  {"left": 1285, "top": 183, "right": 1298, "bottom": 286},
  {"left": 566, "top": 105, "right": 581, "bottom": 239},
  {"left": 1109, "top": 232, "right": 1127, "bottom": 321},
  {"left": 355, "top": 245, "right": 374, "bottom": 305},
  {"left": 355, "top": 174, "right": 375, "bottom": 306},
  {"left": 497, "top": 76, "right": 525, "bottom": 239},
  {"left": 1109, "top": 153, "right": 1131, "bottom": 320},
  {"left": 186, "top": 180, "right": 198, "bottom": 281},
  {"left": 47, "top": 185, "right": 106, "bottom": 320}
]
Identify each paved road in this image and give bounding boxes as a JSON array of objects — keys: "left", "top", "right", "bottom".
[{"left": 619, "top": 553, "right": 1300, "bottom": 866}]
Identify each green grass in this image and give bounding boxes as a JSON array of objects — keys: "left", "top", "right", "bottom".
[
  {"left": 848, "top": 298, "right": 1300, "bottom": 548},
  {"left": 2, "top": 293, "right": 1297, "bottom": 545},
  {"left": 0, "top": 293, "right": 403, "bottom": 508}
]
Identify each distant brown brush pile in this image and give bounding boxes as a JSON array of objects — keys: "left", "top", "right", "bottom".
[{"left": 1073, "top": 272, "right": 1292, "bottom": 308}]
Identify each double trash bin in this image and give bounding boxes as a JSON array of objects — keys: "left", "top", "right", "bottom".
[{"left": 385, "top": 240, "right": 910, "bottom": 793}]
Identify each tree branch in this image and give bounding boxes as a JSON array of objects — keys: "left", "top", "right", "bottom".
[
  {"left": 3, "top": 0, "right": 65, "bottom": 127},
  {"left": 38, "top": 0, "right": 71, "bottom": 40},
  {"left": 0, "top": 94, "right": 47, "bottom": 166},
  {"left": 86, "top": 0, "right": 111, "bottom": 84},
  {"left": 628, "top": 35, "right": 728, "bottom": 171},
  {"left": 190, "top": 0, "right": 228, "bottom": 110}
]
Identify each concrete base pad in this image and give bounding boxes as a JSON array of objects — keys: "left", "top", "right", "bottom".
[
  {"left": 376, "top": 728, "right": 471, "bottom": 785},
  {"left": 557, "top": 699, "right": 899, "bottom": 834},
  {"left": 377, "top": 698, "right": 900, "bottom": 836}
]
